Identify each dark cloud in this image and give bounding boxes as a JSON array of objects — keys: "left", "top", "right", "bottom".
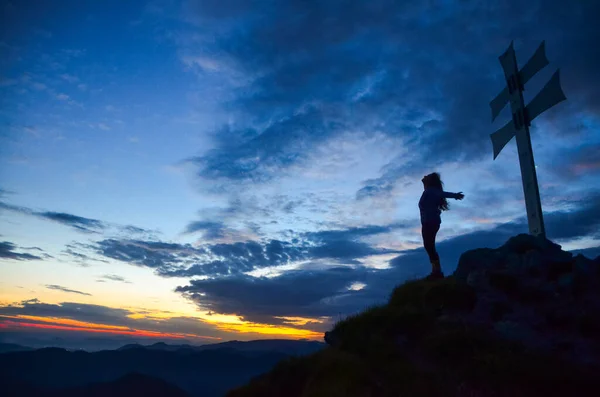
[
  {"left": 87, "top": 222, "right": 408, "bottom": 278},
  {"left": 176, "top": 266, "right": 372, "bottom": 322},
  {"left": 0, "top": 201, "right": 155, "bottom": 236},
  {"left": 548, "top": 144, "right": 600, "bottom": 179},
  {"left": 542, "top": 191, "right": 600, "bottom": 241},
  {"left": 0, "top": 299, "right": 129, "bottom": 324},
  {"left": 0, "top": 241, "right": 43, "bottom": 261},
  {"left": 304, "top": 223, "right": 407, "bottom": 242},
  {"left": 37, "top": 211, "right": 105, "bottom": 234},
  {"left": 45, "top": 285, "right": 92, "bottom": 296},
  {"left": 179, "top": 0, "right": 599, "bottom": 199},
  {"left": 309, "top": 239, "right": 397, "bottom": 260},
  {"left": 184, "top": 220, "right": 227, "bottom": 239},
  {"left": 94, "top": 239, "right": 201, "bottom": 270}
]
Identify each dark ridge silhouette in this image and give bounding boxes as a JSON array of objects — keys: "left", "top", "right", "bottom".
[
  {"left": 117, "top": 339, "right": 325, "bottom": 355},
  {"left": 0, "top": 339, "right": 325, "bottom": 397},
  {"left": 2, "top": 372, "right": 189, "bottom": 397},
  {"left": 0, "top": 343, "right": 33, "bottom": 353}
]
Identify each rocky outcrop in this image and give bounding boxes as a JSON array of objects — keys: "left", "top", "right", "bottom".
[{"left": 452, "top": 233, "right": 600, "bottom": 367}]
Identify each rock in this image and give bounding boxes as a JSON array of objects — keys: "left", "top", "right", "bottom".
[
  {"left": 454, "top": 248, "right": 495, "bottom": 282},
  {"left": 465, "top": 269, "right": 487, "bottom": 289},
  {"left": 557, "top": 273, "right": 575, "bottom": 292},
  {"left": 325, "top": 233, "right": 600, "bottom": 373},
  {"left": 395, "top": 334, "right": 408, "bottom": 348},
  {"left": 324, "top": 331, "right": 335, "bottom": 346},
  {"left": 501, "top": 233, "right": 562, "bottom": 255},
  {"left": 574, "top": 254, "right": 596, "bottom": 279},
  {"left": 493, "top": 320, "right": 536, "bottom": 345}
]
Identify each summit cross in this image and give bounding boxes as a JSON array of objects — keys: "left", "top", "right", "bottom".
[{"left": 489, "top": 40, "right": 567, "bottom": 238}]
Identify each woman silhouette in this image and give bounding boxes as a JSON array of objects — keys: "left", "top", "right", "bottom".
[{"left": 419, "top": 172, "right": 464, "bottom": 280}]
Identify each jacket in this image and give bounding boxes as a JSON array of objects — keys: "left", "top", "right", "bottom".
[{"left": 418, "top": 187, "right": 461, "bottom": 225}]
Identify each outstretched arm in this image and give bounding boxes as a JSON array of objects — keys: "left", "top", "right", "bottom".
[{"left": 442, "top": 191, "right": 464, "bottom": 200}]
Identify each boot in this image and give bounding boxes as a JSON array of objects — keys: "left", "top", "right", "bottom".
[{"left": 426, "top": 259, "right": 444, "bottom": 280}]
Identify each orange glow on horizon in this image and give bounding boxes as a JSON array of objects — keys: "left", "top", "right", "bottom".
[
  {"left": 0, "top": 315, "right": 221, "bottom": 341},
  {"left": 0, "top": 302, "right": 327, "bottom": 342},
  {"left": 214, "top": 321, "right": 323, "bottom": 339},
  {"left": 2, "top": 315, "right": 131, "bottom": 331}
]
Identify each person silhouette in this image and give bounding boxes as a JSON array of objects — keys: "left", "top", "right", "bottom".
[{"left": 419, "top": 172, "right": 464, "bottom": 280}]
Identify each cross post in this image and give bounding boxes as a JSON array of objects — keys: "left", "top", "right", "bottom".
[{"left": 489, "top": 41, "right": 567, "bottom": 238}]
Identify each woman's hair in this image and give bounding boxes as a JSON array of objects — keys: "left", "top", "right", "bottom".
[{"left": 425, "top": 172, "right": 449, "bottom": 211}]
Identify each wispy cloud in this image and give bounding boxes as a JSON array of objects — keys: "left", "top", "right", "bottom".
[
  {"left": 0, "top": 241, "right": 43, "bottom": 261},
  {"left": 0, "top": 201, "right": 156, "bottom": 237},
  {"left": 45, "top": 285, "right": 92, "bottom": 296},
  {"left": 98, "top": 274, "right": 131, "bottom": 283}
]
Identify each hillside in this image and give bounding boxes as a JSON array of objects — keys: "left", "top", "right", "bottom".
[{"left": 227, "top": 234, "right": 600, "bottom": 397}]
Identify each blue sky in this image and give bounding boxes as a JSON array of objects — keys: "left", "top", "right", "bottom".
[{"left": 1, "top": 0, "right": 599, "bottom": 350}]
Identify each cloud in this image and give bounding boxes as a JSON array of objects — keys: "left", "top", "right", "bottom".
[
  {"left": 304, "top": 223, "right": 408, "bottom": 243},
  {"left": 86, "top": 221, "right": 408, "bottom": 278},
  {"left": 98, "top": 274, "right": 131, "bottom": 283},
  {"left": 542, "top": 191, "right": 600, "bottom": 241},
  {"left": 549, "top": 144, "right": 600, "bottom": 179},
  {"left": 39, "top": 211, "right": 106, "bottom": 234},
  {"left": 0, "top": 241, "right": 43, "bottom": 261},
  {"left": 175, "top": 0, "right": 599, "bottom": 200},
  {"left": 0, "top": 299, "right": 128, "bottom": 324},
  {"left": 188, "top": 107, "right": 345, "bottom": 184},
  {"left": 45, "top": 285, "right": 92, "bottom": 296},
  {"left": 176, "top": 266, "right": 373, "bottom": 322},
  {"left": 62, "top": 244, "right": 110, "bottom": 265},
  {"left": 0, "top": 201, "right": 156, "bottom": 236},
  {"left": 184, "top": 220, "right": 227, "bottom": 239}
]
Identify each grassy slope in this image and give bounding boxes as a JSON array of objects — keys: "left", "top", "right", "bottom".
[{"left": 226, "top": 276, "right": 599, "bottom": 397}]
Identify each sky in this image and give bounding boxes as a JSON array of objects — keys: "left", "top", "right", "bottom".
[{"left": 1, "top": 0, "right": 599, "bottom": 351}]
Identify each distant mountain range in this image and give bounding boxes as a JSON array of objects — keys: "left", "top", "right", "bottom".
[
  {"left": 117, "top": 339, "right": 325, "bottom": 355},
  {"left": 0, "top": 343, "right": 34, "bottom": 353},
  {"left": 0, "top": 339, "right": 325, "bottom": 397}
]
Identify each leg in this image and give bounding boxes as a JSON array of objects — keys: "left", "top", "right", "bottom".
[
  {"left": 421, "top": 222, "right": 440, "bottom": 262},
  {"left": 422, "top": 222, "right": 442, "bottom": 278}
]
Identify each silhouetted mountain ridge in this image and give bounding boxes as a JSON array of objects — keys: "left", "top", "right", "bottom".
[
  {"left": 0, "top": 339, "right": 325, "bottom": 397},
  {"left": 0, "top": 342, "right": 34, "bottom": 353},
  {"left": 117, "top": 339, "right": 325, "bottom": 355}
]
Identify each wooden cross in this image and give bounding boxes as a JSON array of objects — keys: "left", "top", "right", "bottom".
[{"left": 490, "top": 41, "right": 567, "bottom": 238}]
